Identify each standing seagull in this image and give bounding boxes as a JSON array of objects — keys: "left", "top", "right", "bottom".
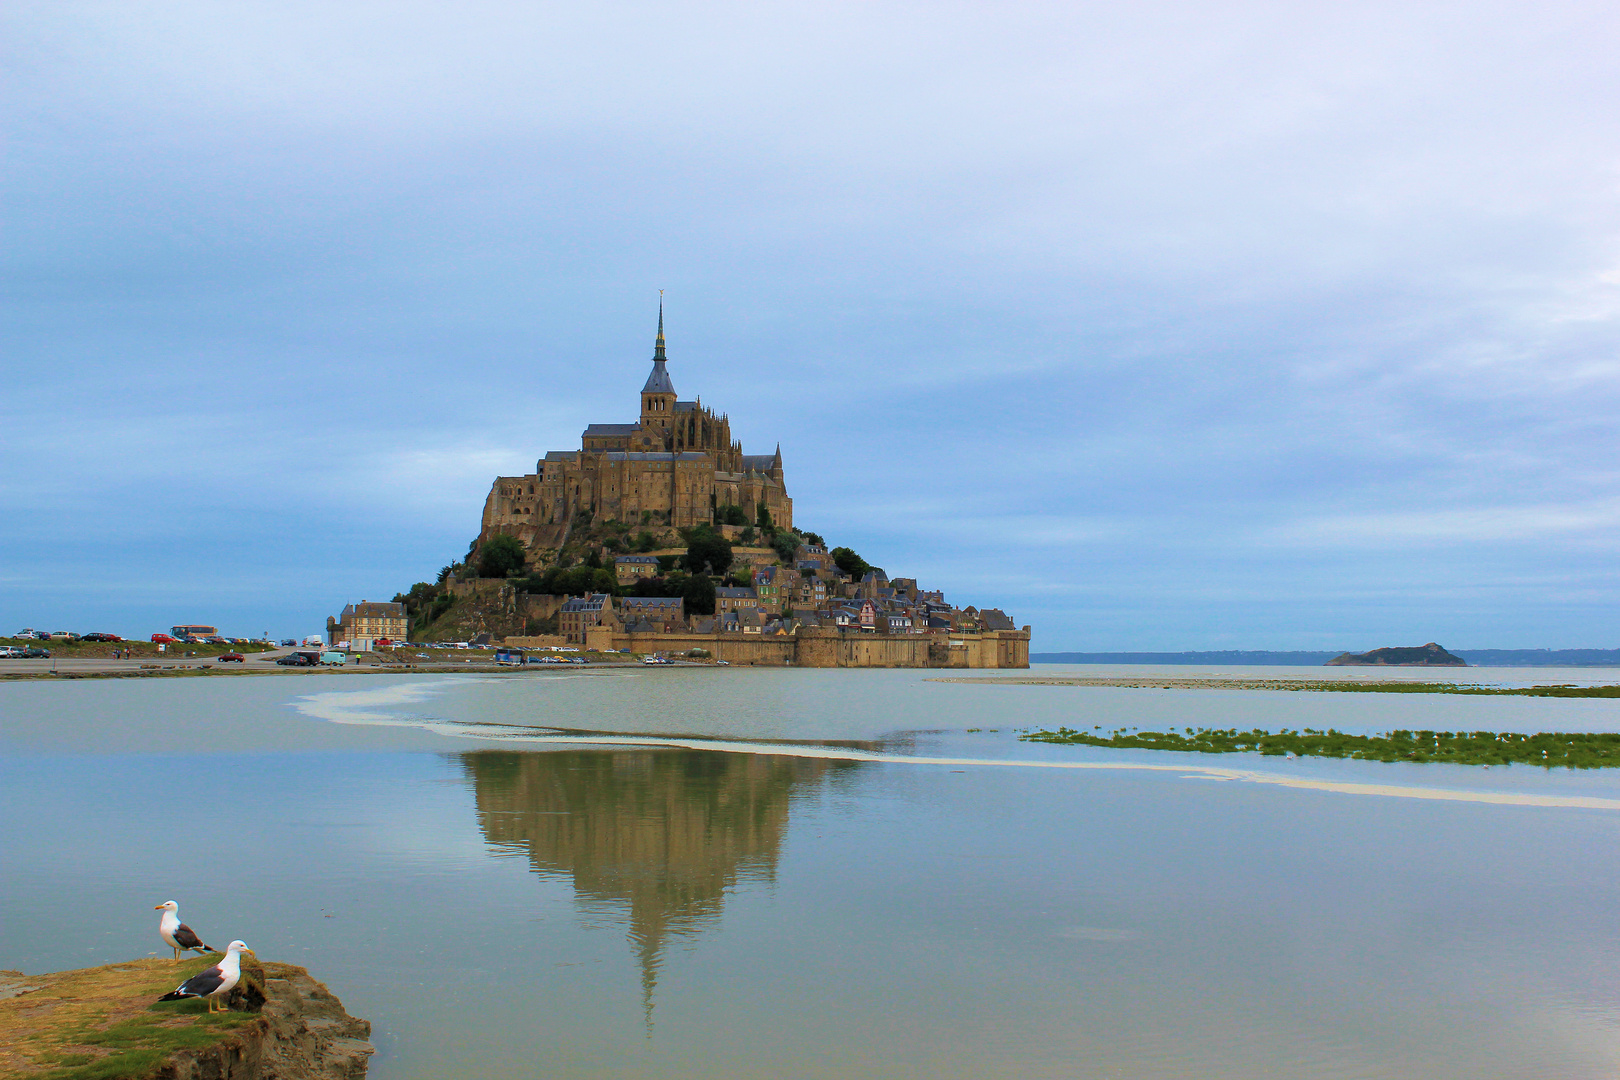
[
  {"left": 158, "top": 940, "right": 251, "bottom": 1012},
  {"left": 155, "top": 900, "right": 211, "bottom": 962}
]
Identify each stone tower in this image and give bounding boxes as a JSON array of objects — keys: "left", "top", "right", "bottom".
[{"left": 640, "top": 300, "right": 676, "bottom": 438}]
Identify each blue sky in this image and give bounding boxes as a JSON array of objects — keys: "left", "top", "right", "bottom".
[{"left": 4, "top": 2, "right": 1618, "bottom": 649}]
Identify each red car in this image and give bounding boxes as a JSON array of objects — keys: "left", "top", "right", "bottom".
[
  {"left": 217, "top": 653, "right": 246, "bottom": 663},
  {"left": 150, "top": 633, "right": 175, "bottom": 643}
]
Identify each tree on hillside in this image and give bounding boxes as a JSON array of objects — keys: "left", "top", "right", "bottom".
[
  {"left": 770, "top": 530, "right": 799, "bottom": 565},
  {"left": 683, "top": 572, "right": 717, "bottom": 616},
  {"left": 801, "top": 531, "right": 825, "bottom": 547},
  {"left": 478, "top": 534, "right": 527, "bottom": 578},
  {"left": 683, "top": 527, "right": 733, "bottom": 577},
  {"left": 830, "top": 546, "right": 873, "bottom": 580},
  {"left": 755, "top": 503, "right": 773, "bottom": 529},
  {"left": 628, "top": 573, "right": 684, "bottom": 598},
  {"left": 716, "top": 503, "right": 748, "bottom": 526},
  {"left": 516, "top": 564, "right": 617, "bottom": 597}
]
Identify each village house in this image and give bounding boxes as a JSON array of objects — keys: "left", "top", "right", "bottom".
[
  {"left": 751, "top": 566, "right": 787, "bottom": 613},
  {"left": 616, "top": 595, "right": 685, "bottom": 633},
  {"left": 615, "top": 555, "right": 660, "bottom": 584},
  {"left": 714, "top": 586, "right": 759, "bottom": 614},
  {"left": 559, "top": 593, "right": 613, "bottom": 643}
]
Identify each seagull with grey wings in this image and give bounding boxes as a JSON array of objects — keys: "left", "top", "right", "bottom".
[
  {"left": 155, "top": 900, "right": 211, "bottom": 962},
  {"left": 158, "top": 940, "right": 251, "bottom": 1012}
]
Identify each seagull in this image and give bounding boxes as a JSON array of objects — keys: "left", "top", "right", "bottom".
[
  {"left": 155, "top": 900, "right": 211, "bottom": 962},
  {"left": 158, "top": 940, "right": 251, "bottom": 1012}
]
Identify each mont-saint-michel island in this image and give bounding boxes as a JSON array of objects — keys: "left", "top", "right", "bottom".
[{"left": 384, "top": 305, "right": 1032, "bottom": 669}]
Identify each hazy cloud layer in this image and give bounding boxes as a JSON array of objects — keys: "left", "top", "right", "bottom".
[{"left": 3, "top": 1, "right": 1618, "bottom": 647}]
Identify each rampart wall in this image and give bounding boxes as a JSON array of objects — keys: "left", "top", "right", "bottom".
[{"left": 581, "top": 625, "right": 1029, "bottom": 668}]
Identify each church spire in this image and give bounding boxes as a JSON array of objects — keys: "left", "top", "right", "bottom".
[
  {"left": 642, "top": 292, "right": 675, "bottom": 397},
  {"left": 653, "top": 291, "right": 666, "bottom": 361}
]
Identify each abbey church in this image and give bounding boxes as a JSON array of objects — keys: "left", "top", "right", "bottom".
[{"left": 479, "top": 307, "right": 793, "bottom": 553}]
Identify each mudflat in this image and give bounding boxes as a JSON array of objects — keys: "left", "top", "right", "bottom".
[{"left": 928, "top": 675, "right": 1620, "bottom": 697}]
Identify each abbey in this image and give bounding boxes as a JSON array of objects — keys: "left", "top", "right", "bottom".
[{"left": 479, "top": 306, "right": 793, "bottom": 553}]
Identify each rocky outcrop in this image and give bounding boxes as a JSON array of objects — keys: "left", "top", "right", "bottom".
[
  {"left": 0, "top": 957, "right": 370, "bottom": 1079},
  {"left": 157, "top": 962, "right": 372, "bottom": 1080},
  {"left": 1325, "top": 642, "right": 1467, "bottom": 667}
]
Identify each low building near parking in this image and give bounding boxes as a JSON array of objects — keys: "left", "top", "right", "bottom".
[{"left": 329, "top": 601, "right": 408, "bottom": 649}]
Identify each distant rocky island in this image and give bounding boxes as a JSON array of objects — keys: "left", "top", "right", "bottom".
[{"left": 1325, "top": 643, "right": 1466, "bottom": 667}]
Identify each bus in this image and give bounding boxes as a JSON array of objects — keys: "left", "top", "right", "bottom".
[{"left": 171, "top": 624, "right": 219, "bottom": 642}]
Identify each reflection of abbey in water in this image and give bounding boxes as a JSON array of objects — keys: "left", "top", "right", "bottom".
[{"left": 461, "top": 749, "right": 855, "bottom": 1019}]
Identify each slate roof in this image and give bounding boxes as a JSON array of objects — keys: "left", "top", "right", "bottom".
[
  {"left": 560, "top": 593, "right": 611, "bottom": 613},
  {"left": 615, "top": 555, "right": 659, "bottom": 565},
  {"left": 642, "top": 359, "right": 675, "bottom": 394},
  {"left": 620, "top": 596, "right": 683, "bottom": 610},
  {"left": 740, "top": 455, "right": 777, "bottom": 472},
  {"left": 714, "top": 587, "right": 757, "bottom": 599},
  {"left": 583, "top": 423, "right": 641, "bottom": 437},
  {"left": 980, "top": 609, "right": 1015, "bottom": 631},
  {"left": 349, "top": 601, "right": 403, "bottom": 617},
  {"left": 340, "top": 601, "right": 404, "bottom": 622}
]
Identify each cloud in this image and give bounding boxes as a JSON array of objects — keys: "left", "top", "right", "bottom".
[
  {"left": 3, "top": 1, "right": 1619, "bottom": 646},
  {"left": 1268, "top": 500, "right": 1620, "bottom": 549}
]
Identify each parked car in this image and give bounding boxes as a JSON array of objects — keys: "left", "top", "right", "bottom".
[
  {"left": 0, "top": 646, "right": 22, "bottom": 658},
  {"left": 319, "top": 651, "right": 347, "bottom": 666},
  {"left": 50, "top": 631, "right": 77, "bottom": 640},
  {"left": 275, "top": 653, "right": 314, "bottom": 666},
  {"left": 82, "top": 633, "right": 122, "bottom": 642},
  {"left": 22, "top": 647, "right": 51, "bottom": 658},
  {"left": 279, "top": 639, "right": 297, "bottom": 647},
  {"left": 217, "top": 652, "right": 246, "bottom": 663},
  {"left": 151, "top": 634, "right": 175, "bottom": 643}
]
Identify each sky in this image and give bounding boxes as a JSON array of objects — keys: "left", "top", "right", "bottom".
[{"left": 3, "top": 1, "right": 1619, "bottom": 649}]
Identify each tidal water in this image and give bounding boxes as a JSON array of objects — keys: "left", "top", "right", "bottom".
[{"left": 5, "top": 665, "right": 1620, "bottom": 1078}]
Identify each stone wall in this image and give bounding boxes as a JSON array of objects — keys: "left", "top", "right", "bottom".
[
  {"left": 582, "top": 625, "right": 1030, "bottom": 668},
  {"left": 502, "top": 634, "right": 567, "bottom": 648}
]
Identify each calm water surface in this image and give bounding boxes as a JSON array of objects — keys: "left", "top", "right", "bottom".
[{"left": 4, "top": 665, "right": 1620, "bottom": 1078}]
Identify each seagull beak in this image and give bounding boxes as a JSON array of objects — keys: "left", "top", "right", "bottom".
[{"left": 154, "top": 905, "right": 164, "bottom": 910}]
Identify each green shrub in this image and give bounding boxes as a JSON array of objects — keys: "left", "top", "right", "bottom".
[{"left": 477, "top": 535, "right": 527, "bottom": 579}]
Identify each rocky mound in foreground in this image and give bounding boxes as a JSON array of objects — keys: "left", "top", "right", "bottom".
[
  {"left": 0, "top": 954, "right": 371, "bottom": 1078},
  {"left": 1325, "top": 642, "right": 1467, "bottom": 667}
]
